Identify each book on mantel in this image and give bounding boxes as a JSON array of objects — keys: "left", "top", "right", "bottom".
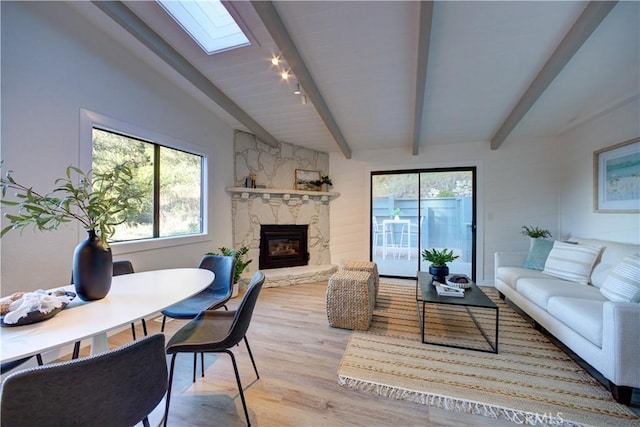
[{"left": 434, "top": 283, "right": 465, "bottom": 297}]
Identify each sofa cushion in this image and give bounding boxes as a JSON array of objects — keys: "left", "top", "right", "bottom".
[
  {"left": 547, "top": 297, "right": 604, "bottom": 347},
  {"left": 568, "top": 238, "right": 639, "bottom": 288},
  {"left": 600, "top": 253, "right": 640, "bottom": 303},
  {"left": 543, "top": 241, "right": 601, "bottom": 285},
  {"left": 495, "top": 267, "right": 551, "bottom": 290},
  {"left": 516, "top": 278, "right": 606, "bottom": 311},
  {"left": 523, "top": 239, "right": 554, "bottom": 271}
]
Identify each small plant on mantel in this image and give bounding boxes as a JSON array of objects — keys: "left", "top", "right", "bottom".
[
  {"left": 310, "top": 175, "right": 332, "bottom": 190},
  {"left": 520, "top": 226, "right": 552, "bottom": 239}
]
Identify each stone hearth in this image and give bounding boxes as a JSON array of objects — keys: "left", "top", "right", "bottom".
[{"left": 238, "top": 264, "right": 338, "bottom": 289}]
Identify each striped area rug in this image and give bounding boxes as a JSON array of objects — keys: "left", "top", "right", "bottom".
[{"left": 338, "top": 283, "right": 638, "bottom": 426}]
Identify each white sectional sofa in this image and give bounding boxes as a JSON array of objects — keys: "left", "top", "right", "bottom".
[{"left": 495, "top": 237, "right": 640, "bottom": 404}]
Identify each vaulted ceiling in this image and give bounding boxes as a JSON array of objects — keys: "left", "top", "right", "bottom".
[{"left": 72, "top": 1, "right": 639, "bottom": 158}]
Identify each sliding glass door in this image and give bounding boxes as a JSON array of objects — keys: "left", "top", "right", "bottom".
[{"left": 370, "top": 168, "right": 476, "bottom": 280}]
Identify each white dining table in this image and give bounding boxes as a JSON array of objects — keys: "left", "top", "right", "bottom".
[{"left": 0, "top": 268, "right": 214, "bottom": 364}]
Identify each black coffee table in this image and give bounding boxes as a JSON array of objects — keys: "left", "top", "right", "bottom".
[{"left": 416, "top": 272, "right": 499, "bottom": 353}]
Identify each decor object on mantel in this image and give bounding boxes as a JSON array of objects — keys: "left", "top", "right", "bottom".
[
  {"left": 0, "top": 163, "right": 144, "bottom": 301},
  {"left": 421, "top": 248, "right": 459, "bottom": 283},
  {"left": 310, "top": 175, "right": 332, "bottom": 192},
  {"left": 295, "top": 169, "right": 331, "bottom": 191},
  {"left": 208, "top": 246, "right": 252, "bottom": 298}
]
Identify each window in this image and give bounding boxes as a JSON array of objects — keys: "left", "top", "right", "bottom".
[
  {"left": 157, "top": 0, "right": 250, "bottom": 55},
  {"left": 84, "top": 112, "right": 206, "bottom": 246},
  {"left": 371, "top": 168, "right": 476, "bottom": 280},
  {"left": 92, "top": 128, "right": 203, "bottom": 243}
]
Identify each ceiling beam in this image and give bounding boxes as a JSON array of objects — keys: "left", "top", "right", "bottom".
[
  {"left": 92, "top": 1, "right": 279, "bottom": 147},
  {"left": 490, "top": 1, "right": 617, "bottom": 150},
  {"left": 251, "top": 1, "right": 352, "bottom": 159},
  {"left": 412, "top": 1, "right": 434, "bottom": 156}
]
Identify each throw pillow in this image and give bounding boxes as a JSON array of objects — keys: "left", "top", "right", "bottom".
[
  {"left": 600, "top": 253, "right": 640, "bottom": 303},
  {"left": 523, "top": 239, "right": 554, "bottom": 271},
  {"left": 543, "top": 241, "right": 602, "bottom": 285}
]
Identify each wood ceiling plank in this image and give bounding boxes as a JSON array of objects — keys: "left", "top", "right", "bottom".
[
  {"left": 251, "top": 1, "right": 352, "bottom": 159},
  {"left": 92, "top": 0, "right": 279, "bottom": 147},
  {"left": 490, "top": 1, "right": 618, "bottom": 150}
]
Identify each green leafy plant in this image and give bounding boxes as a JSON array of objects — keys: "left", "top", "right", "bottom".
[
  {"left": 421, "top": 248, "right": 459, "bottom": 267},
  {"left": 391, "top": 207, "right": 401, "bottom": 216},
  {"left": 520, "top": 226, "right": 552, "bottom": 239},
  {"left": 208, "top": 246, "right": 253, "bottom": 283},
  {"left": 0, "top": 163, "right": 144, "bottom": 247}
]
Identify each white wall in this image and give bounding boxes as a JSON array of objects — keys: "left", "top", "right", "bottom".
[
  {"left": 558, "top": 100, "right": 640, "bottom": 244},
  {"left": 330, "top": 136, "right": 561, "bottom": 284},
  {"left": 330, "top": 100, "right": 640, "bottom": 284},
  {"left": 1, "top": 2, "right": 235, "bottom": 294}
]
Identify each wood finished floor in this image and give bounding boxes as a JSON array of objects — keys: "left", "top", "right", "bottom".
[{"left": 94, "top": 281, "right": 636, "bottom": 426}]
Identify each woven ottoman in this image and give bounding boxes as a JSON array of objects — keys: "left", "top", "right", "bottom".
[
  {"left": 326, "top": 270, "right": 375, "bottom": 330},
  {"left": 342, "top": 260, "right": 379, "bottom": 300}
]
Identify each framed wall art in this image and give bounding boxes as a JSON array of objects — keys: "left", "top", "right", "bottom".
[
  {"left": 593, "top": 137, "right": 640, "bottom": 213},
  {"left": 295, "top": 169, "right": 321, "bottom": 191}
]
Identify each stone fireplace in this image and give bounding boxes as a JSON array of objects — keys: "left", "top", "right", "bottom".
[{"left": 228, "top": 132, "right": 339, "bottom": 287}]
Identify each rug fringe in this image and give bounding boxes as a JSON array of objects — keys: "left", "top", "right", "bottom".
[{"left": 338, "top": 375, "right": 585, "bottom": 427}]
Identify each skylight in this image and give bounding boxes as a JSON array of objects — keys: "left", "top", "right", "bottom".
[{"left": 157, "top": 0, "right": 250, "bottom": 55}]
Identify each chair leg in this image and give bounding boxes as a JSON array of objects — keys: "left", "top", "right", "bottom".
[
  {"left": 161, "top": 315, "right": 167, "bottom": 332},
  {"left": 72, "top": 341, "right": 80, "bottom": 359},
  {"left": 131, "top": 322, "right": 137, "bottom": 340},
  {"left": 192, "top": 353, "right": 197, "bottom": 383},
  {"left": 243, "top": 336, "right": 259, "bottom": 379},
  {"left": 142, "top": 417, "right": 150, "bottom": 427},
  {"left": 226, "top": 350, "right": 251, "bottom": 426},
  {"left": 201, "top": 353, "right": 205, "bottom": 379},
  {"left": 142, "top": 318, "right": 148, "bottom": 336},
  {"left": 164, "top": 354, "right": 178, "bottom": 427}
]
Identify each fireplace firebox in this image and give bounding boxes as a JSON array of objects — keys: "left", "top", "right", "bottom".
[{"left": 259, "top": 224, "right": 309, "bottom": 269}]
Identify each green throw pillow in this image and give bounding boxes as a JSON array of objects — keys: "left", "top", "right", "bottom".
[{"left": 523, "top": 239, "right": 554, "bottom": 271}]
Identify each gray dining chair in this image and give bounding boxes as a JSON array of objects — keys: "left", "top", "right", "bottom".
[
  {"left": 160, "top": 254, "right": 236, "bottom": 331},
  {"left": 164, "top": 271, "right": 265, "bottom": 427},
  {"left": 0, "top": 354, "right": 43, "bottom": 375},
  {"left": 0, "top": 334, "right": 167, "bottom": 427}
]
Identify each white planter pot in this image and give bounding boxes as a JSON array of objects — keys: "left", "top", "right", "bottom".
[{"left": 231, "top": 282, "right": 239, "bottom": 298}]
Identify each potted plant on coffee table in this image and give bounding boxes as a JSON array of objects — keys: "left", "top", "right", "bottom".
[
  {"left": 421, "top": 248, "right": 459, "bottom": 283},
  {"left": 1, "top": 163, "right": 145, "bottom": 301}
]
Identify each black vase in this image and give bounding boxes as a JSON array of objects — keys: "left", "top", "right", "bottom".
[
  {"left": 429, "top": 265, "right": 449, "bottom": 283},
  {"left": 73, "top": 230, "right": 113, "bottom": 301}
]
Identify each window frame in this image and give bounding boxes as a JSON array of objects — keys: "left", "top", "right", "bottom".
[{"left": 80, "top": 109, "right": 210, "bottom": 256}]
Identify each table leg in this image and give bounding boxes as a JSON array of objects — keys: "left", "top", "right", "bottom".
[{"left": 91, "top": 333, "right": 109, "bottom": 354}]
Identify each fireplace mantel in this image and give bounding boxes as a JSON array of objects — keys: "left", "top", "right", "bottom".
[{"left": 226, "top": 187, "right": 340, "bottom": 202}]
